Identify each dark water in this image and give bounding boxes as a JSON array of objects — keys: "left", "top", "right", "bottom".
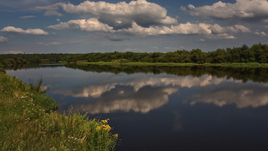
[{"left": 6, "top": 65, "right": 268, "bottom": 151}]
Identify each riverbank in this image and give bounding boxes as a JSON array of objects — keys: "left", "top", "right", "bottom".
[
  {"left": 74, "top": 61, "right": 268, "bottom": 67},
  {"left": 0, "top": 72, "right": 117, "bottom": 150}
]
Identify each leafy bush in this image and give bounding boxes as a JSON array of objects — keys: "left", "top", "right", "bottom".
[{"left": 40, "top": 59, "right": 50, "bottom": 64}]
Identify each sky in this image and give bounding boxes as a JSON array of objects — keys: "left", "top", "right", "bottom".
[{"left": 0, "top": 0, "right": 268, "bottom": 54}]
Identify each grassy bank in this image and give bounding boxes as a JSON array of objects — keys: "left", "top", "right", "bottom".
[
  {"left": 0, "top": 72, "right": 118, "bottom": 150},
  {"left": 75, "top": 61, "right": 268, "bottom": 67},
  {"left": 76, "top": 61, "right": 198, "bottom": 66},
  {"left": 202, "top": 62, "right": 268, "bottom": 67}
]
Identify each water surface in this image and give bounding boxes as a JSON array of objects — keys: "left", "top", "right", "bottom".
[{"left": 6, "top": 65, "right": 268, "bottom": 151}]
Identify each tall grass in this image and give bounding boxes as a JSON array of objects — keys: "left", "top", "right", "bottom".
[{"left": 0, "top": 73, "right": 118, "bottom": 150}]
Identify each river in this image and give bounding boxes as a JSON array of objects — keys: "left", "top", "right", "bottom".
[{"left": 6, "top": 64, "right": 268, "bottom": 151}]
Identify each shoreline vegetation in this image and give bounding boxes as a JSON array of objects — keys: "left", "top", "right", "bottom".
[
  {"left": 75, "top": 60, "right": 268, "bottom": 67},
  {"left": 0, "top": 71, "right": 118, "bottom": 150},
  {"left": 1, "top": 43, "right": 268, "bottom": 68}
]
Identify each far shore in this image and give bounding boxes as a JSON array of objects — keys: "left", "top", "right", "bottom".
[{"left": 71, "top": 61, "right": 268, "bottom": 68}]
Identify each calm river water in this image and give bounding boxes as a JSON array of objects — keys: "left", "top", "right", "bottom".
[{"left": 6, "top": 64, "right": 268, "bottom": 151}]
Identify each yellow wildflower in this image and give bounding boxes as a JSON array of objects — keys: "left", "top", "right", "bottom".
[
  {"left": 101, "top": 120, "right": 108, "bottom": 124},
  {"left": 102, "top": 124, "right": 111, "bottom": 131},
  {"left": 113, "top": 134, "right": 118, "bottom": 138},
  {"left": 96, "top": 126, "right": 101, "bottom": 131}
]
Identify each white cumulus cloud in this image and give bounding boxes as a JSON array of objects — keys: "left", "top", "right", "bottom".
[
  {"left": 0, "top": 36, "right": 8, "bottom": 42},
  {"left": 47, "top": 17, "right": 251, "bottom": 39},
  {"left": 123, "top": 22, "right": 250, "bottom": 39},
  {"left": 254, "top": 31, "right": 267, "bottom": 36},
  {"left": 1, "top": 26, "right": 49, "bottom": 35},
  {"left": 34, "top": 0, "right": 178, "bottom": 29},
  {"left": 187, "top": 4, "right": 195, "bottom": 10},
  {"left": 185, "top": 0, "right": 268, "bottom": 22},
  {"left": 47, "top": 18, "right": 114, "bottom": 32},
  {"left": 123, "top": 22, "right": 212, "bottom": 35}
]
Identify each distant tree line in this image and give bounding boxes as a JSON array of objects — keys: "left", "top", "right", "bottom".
[
  {"left": 0, "top": 53, "right": 69, "bottom": 67},
  {"left": 62, "top": 43, "right": 268, "bottom": 64},
  {"left": 1, "top": 43, "right": 268, "bottom": 67}
]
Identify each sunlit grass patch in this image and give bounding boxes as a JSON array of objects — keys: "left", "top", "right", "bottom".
[
  {"left": 202, "top": 62, "right": 268, "bottom": 67},
  {"left": 76, "top": 60, "right": 89, "bottom": 66},
  {"left": 75, "top": 61, "right": 199, "bottom": 66}
]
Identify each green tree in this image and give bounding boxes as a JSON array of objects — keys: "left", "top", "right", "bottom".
[{"left": 190, "top": 49, "right": 205, "bottom": 64}]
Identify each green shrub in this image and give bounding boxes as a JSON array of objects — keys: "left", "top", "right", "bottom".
[
  {"left": 32, "top": 93, "right": 57, "bottom": 110},
  {"left": 29, "top": 76, "right": 49, "bottom": 94},
  {"left": 41, "top": 59, "right": 50, "bottom": 64}
]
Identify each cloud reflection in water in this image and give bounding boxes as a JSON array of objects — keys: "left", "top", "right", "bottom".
[
  {"left": 189, "top": 84, "right": 268, "bottom": 108},
  {"left": 53, "top": 75, "right": 241, "bottom": 114},
  {"left": 75, "top": 85, "right": 179, "bottom": 114}
]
